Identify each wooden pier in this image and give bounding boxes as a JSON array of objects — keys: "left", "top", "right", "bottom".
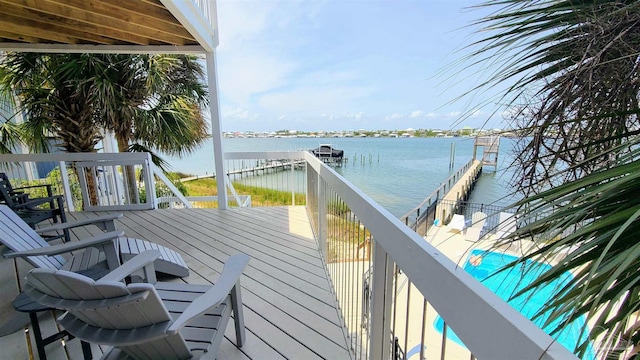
[
  {"left": 401, "top": 159, "right": 483, "bottom": 237},
  {"left": 227, "top": 159, "right": 306, "bottom": 176},
  {"left": 180, "top": 159, "right": 306, "bottom": 182},
  {"left": 436, "top": 160, "right": 483, "bottom": 224},
  {"left": 473, "top": 136, "right": 500, "bottom": 171}
]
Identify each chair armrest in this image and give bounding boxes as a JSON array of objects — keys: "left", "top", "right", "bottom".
[
  {"left": 35, "top": 213, "right": 123, "bottom": 234},
  {"left": 14, "top": 195, "right": 64, "bottom": 209},
  {"left": 167, "top": 254, "right": 249, "bottom": 334},
  {"left": 98, "top": 250, "right": 162, "bottom": 283},
  {"left": 13, "top": 184, "right": 53, "bottom": 197},
  {"left": 3, "top": 231, "right": 124, "bottom": 258}
]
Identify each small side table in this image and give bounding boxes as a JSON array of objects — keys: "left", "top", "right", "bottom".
[
  {"left": 13, "top": 292, "right": 92, "bottom": 360},
  {"left": 12, "top": 267, "right": 108, "bottom": 359}
]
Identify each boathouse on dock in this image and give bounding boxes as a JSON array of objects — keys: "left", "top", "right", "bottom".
[{"left": 311, "top": 144, "right": 344, "bottom": 166}]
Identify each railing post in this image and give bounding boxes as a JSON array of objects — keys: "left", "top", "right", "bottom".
[
  {"left": 76, "top": 166, "right": 90, "bottom": 209},
  {"left": 369, "top": 241, "right": 394, "bottom": 360},
  {"left": 317, "top": 172, "right": 327, "bottom": 257},
  {"left": 291, "top": 160, "right": 295, "bottom": 205},
  {"left": 150, "top": 163, "right": 192, "bottom": 208},
  {"left": 59, "top": 161, "right": 75, "bottom": 212},
  {"left": 143, "top": 154, "right": 157, "bottom": 209}
]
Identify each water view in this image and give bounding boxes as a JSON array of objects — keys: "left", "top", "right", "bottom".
[{"left": 168, "top": 136, "right": 519, "bottom": 217}]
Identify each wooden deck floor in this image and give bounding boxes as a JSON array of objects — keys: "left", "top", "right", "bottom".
[{"left": 0, "top": 206, "right": 351, "bottom": 360}]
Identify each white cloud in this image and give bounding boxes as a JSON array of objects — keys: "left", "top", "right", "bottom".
[
  {"left": 223, "top": 108, "right": 252, "bottom": 119},
  {"left": 409, "top": 110, "right": 423, "bottom": 118},
  {"left": 219, "top": 53, "right": 296, "bottom": 107},
  {"left": 216, "top": 1, "right": 320, "bottom": 107},
  {"left": 216, "top": 1, "right": 275, "bottom": 50},
  {"left": 215, "top": 1, "right": 376, "bottom": 120},
  {"left": 385, "top": 113, "right": 404, "bottom": 120},
  {"left": 213, "top": 2, "right": 498, "bottom": 132},
  {"left": 257, "top": 85, "right": 373, "bottom": 115}
]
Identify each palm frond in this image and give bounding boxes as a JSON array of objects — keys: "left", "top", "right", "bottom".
[{"left": 126, "top": 143, "right": 171, "bottom": 172}]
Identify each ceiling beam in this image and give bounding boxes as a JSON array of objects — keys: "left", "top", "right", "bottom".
[
  {"left": 0, "top": 2, "right": 148, "bottom": 45},
  {"left": 0, "top": 0, "right": 215, "bottom": 52},
  {"left": 45, "top": 0, "right": 197, "bottom": 43},
  {"left": 0, "top": 42, "right": 206, "bottom": 54},
  {"left": 0, "top": 30, "right": 41, "bottom": 43},
  {"left": 0, "top": 15, "right": 84, "bottom": 44},
  {"left": 0, "top": 0, "right": 196, "bottom": 46}
]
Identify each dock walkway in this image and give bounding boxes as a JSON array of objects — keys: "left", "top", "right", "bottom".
[{"left": 436, "top": 160, "right": 482, "bottom": 224}]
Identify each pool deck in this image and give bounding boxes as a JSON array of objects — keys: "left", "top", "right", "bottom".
[
  {"left": 422, "top": 224, "right": 576, "bottom": 359},
  {"left": 415, "top": 224, "right": 530, "bottom": 360},
  {"left": 426, "top": 223, "right": 530, "bottom": 265}
]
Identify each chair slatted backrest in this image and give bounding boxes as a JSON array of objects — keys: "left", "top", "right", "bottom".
[
  {"left": 0, "top": 174, "right": 19, "bottom": 207},
  {"left": 499, "top": 212, "right": 517, "bottom": 232},
  {"left": 0, "top": 205, "right": 66, "bottom": 269},
  {"left": 471, "top": 211, "right": 487, "bottom": 228},
  {"left": 26, "top": 268, "right": 192, "bottom": 359}
]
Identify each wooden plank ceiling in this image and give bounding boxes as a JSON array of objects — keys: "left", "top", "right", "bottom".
[{"left": 0, "top": 0, "right": 198, "bottom": 46}]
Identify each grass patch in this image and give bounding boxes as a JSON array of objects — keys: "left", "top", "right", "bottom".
[{"left": 183, "top": 178, "right": 305, "bottom": 207}]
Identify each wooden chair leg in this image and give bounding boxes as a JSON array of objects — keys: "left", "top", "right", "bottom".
[{"left": 230, "top": 282, "right": 246, "bottom": 347}]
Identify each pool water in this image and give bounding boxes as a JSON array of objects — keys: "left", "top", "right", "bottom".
[{"left": 434, "top": 249, "right": 595, "bottom": 359}]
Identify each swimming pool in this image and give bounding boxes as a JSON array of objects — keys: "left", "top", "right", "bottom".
[{"left": 434, "top": 249, "right": 594, "bottom": 359}]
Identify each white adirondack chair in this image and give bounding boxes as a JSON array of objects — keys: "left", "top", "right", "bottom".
[
  {"left": 496, "top": 211, "right": 517, "bottom": 239},
  {"left": 0, "top": 205, "right": 189, "bottom": 277},
  {"left": 465, "top": 211, "right": 487, "bottom": 242},
  {"left": 448, "top": 214, "right": 466, "bottom": 233},
  {"left": 25, "top": 250, "right": 249, "bottom": 360}
]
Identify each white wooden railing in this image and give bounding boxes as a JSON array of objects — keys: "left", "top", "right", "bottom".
[
  {"left": 215, "top": 150, "right": 579, "bottom": 359},
  {"left": 0, "top": 153, "right": 190, "bottom": 211},
  {"left": 1, "top": 151, "right": 580, "bottom": 359},
  {"left": 302, "top": 151, "right": 577, "bottom": 360}
]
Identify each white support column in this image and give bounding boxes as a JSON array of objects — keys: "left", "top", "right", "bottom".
[{"left": 205, "top": 50, "right": 228, "bottom": 209}]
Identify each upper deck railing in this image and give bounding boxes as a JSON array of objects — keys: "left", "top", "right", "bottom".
[
  {"left": 0, "top": 151, "right": 579, "bottom": 359},
  {"left": 192, "top": 0, "right": 214, "bottom": 25},
  {"left": 0, "top": 153, "right": 189, "bottom": 211}
]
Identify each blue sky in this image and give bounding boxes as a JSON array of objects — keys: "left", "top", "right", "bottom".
[{"left": 215, "top": 0, "right": 506, "bottom": 132}]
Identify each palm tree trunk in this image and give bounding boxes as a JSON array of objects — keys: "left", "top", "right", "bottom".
[{"left": 65, "top": 162, "right": 98, "bottom": 210}]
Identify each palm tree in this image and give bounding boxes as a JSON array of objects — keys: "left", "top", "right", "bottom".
[
  {"left": 0, "top": 89, "right": 21, "bottom": 155},
  {"left": 93, "top": 54, "right": 208, "bottom": 157},
  {"left": 89, "top": 54, "right": 209, "bottom": 201},
  {"left": 0, "top": 53, "right": 208, "bottom": 157},
  {"left": 0, "top": 53, "right": 105, "bottom": 154},
  {"left": 0, "top": 53, "right": 208, "bottom": 204},
  {"left": 1, "top": 53, "right": 112, "bottom": 203},
  {"left": 458, "top": 0, "right": 640, "bottom": 357}
]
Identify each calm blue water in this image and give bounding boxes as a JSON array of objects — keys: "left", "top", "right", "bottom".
[
  {"left": 434, "top": 250, "right": 594, "bottom": 359},
  {"left": 166, "top": 137, "right": 518, "bottom": 217}
]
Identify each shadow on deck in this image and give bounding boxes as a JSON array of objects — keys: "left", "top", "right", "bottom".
[{"left": 0, "top": 206, "right": 350, "bottom": 360}]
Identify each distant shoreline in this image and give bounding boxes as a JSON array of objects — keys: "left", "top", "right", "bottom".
[{"left": 222, "top": 130, "right": 518, "bottom": 139}]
